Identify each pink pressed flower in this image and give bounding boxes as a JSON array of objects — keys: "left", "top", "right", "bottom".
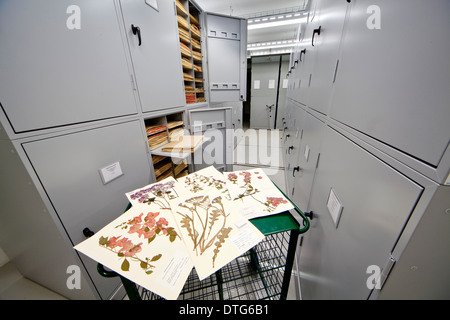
[
  {"left": 128, "top": 224, "right": 141, "bottom": 234},
  {"left": 140, "top": 228, "right": 156, "bottom": 240},
  {"left": 266, "top": 197, "right": 288, "bottom": 207},
  {"left": 128, "top": 213, "right": 143, "bottom": 225},
  {"left": 145, "top": 212, "right": 159, "bottom": 220},
  {"left": 119, "top": 239, "right": 142, "bottom": 257},
  {"left": 107, "top": 236, "right": 122, "bottom": 249},
  {"left": 156, "top": 217, "right": 168, "bottom": 227},
  {"left": 258, "top": 176, "right": 262, "bottom": 179}
]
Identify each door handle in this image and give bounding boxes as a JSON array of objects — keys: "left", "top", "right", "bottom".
[
  {"left": 300, "top": 49, "right": 306, "bottom": 61},
  {"left": 131, "top": 24, "right": 142, "bottom": 46},
  {"left": 266, "top": 104, "right": 274, "bottom": 109},
  {"left": 312, "top": 26, "right": 321, "bottom": 46},
  {"left": 304, "top": 211, "right": 314, "bottom": 220},
  {"left": 293, "top": 166, "right": 301, "bottom": 177},
  {"left": 83, "top": 227, "right": 95, "bottom": 238},
  {"left": 288, "top": 146, "right": 294, "bottom": 154}
]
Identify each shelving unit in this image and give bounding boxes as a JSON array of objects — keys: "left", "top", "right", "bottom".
[
  {"left": 177, "top": 0, "right": 205, "bottom": 104},
  {"left": 144, "top": 112, "right": 192, "bottom": 181}
]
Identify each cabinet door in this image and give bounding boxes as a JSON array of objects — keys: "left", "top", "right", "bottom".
[
  {"left": 291, "top": 112, "right": 324, "bottom": 212},
  {"left": 307, "top": 0, "right": 349, "bottom": 114},
  {"left": 23, "top": 120, "right": 151, "bottom": 299},
  {"left": 205, "top": 13, "right": 247, "bottom": 102},
  {"left": 299, "top": 126, "right": 423, "bottom": 299},
  {"left": 330, "top": 0, "right": 450, "bottom": 167},
  {"left": 284, "top": 105, "right": 306, "bottom": 198},
  {"left": 296, "top": 23, "right": 317, "bottom": 107},
  {"left": 0, "top": 0, "right": 137, "bottom": 133},
  {"left": 188, "top": 107, "right": 233, "bottom": 172},
  {"left": 120, "top": 0, "right": 185, "bottom": 112},
  {"left": 250, "top": 58, "right": 280, "bottom": 129},
  {"left": 276, "top": 57, "right": 290, "bottom": 130}
]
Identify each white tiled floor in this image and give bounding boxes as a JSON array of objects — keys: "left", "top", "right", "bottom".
[{"left": 0, "top": 128, "right": 297, "bottom": 300}]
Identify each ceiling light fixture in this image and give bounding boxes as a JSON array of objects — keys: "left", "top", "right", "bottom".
[
  {"left": 247, "top": 40, "right": 299, "bottom": 51},
  {"left": 248, "top": 16, "right": 307, "bottom": 30}
]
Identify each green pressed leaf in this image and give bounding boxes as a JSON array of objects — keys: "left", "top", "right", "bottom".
[
  {"left": 146, "top": 270, "right": 153, "bottom": 275},
  {"left": 117, "top": 252, "right": 124, "bottom": 257},
  {"left": 148, "top": 234, "right": 156, "bottom": 244},
  {"left": 99, "top": 236, "right": 108, "bottom": 246},
  {"left": 121, "top": 259, "right": 130, "bottom": 271},
  {"left": 140, "top": 261, "right": 148, "bottom": 269},
  {"left": 150, "top": 254, "right": 162, "bottom": 262},
  {"left": 169, "top": 234, "right": 176, "bottom": 242}
]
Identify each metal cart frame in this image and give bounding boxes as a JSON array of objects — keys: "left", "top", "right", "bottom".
[{"left": 97, "top": 185, "right": 310, "bottom": 300}]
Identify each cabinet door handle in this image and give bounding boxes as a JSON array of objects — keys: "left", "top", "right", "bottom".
[
  {"left": 312, "top": 26, "right": 321, "bottom": 46},
  {"left": 285, "top": 134, "right": 290, "bottom": 142},
  {"left": 131, "top": 24, "right": 142, "bottom": 46},
  {"left": 300, "top": 49, "right": 306, "bottom": 61},
  {"left": 304, "top": 211, "right": 314, "bottom": 220},
  {"left": 288, "top": 146, "right": 294, "bottom": 154},
  {"left": 83, "top": 227, "right": 95, "bottom": 238},
  {"left": 293, "top": 166, "right": 301, "bottom": 177}
]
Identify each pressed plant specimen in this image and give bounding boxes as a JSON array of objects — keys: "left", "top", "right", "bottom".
[
  {"left": 176, "top": 195, "right": 232, "bottom": 268},
  {"left": 129, "top": 180, "right": 179, "bottom": 209},
  {"left": 183, "top": 173, "right": 227, "bottom": 194},
  {"left": 99, "top": 211, "right": 180, "bottom": 274},
  {"left": 228, "top": 171, "right": 288, "bottom": 212},
  {"left": 99, "top": 235, "right": 162, "bottom": 274}
]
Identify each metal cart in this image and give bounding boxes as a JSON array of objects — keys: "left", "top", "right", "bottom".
[{"left": 97, "top": 185, "right": 310, "bottom": 300}]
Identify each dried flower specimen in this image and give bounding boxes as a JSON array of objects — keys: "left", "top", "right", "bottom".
[
  {"left": 225, "top": 168, "right": 293, "bottom": 219},
  {"left": 74, "top": 202, "right": 193, "bottom": 300},
  {"left": 98, "top": 235, "right": 161, "bottom": 274},
  {"left": 169, "top": 169, "right": 265, "bottom": 280},
  {"left": 175, "top": 195, "right": 229, "bottom": 267},
  {"left": 126, "top": 178, "right": 179, "bottom": 209}
]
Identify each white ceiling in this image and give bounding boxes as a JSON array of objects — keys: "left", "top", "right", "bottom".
[{"left": 194, "top": 0, "right": 308, "bottom": 44}]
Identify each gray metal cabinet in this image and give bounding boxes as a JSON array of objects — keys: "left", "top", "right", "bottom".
[
  {"left": 22, "top": 120, "right": 152, "bottom": 299},
  {"left": 250, "top": 58, "right": 280, "bottom": 129},
  {"left": 119, "top": 0, "right": 185, "bottom": 112},
  {"left": 330, "top": 0, "right": 450, "bottom": 167},
  {"left": 204, "top": 13, "right": 247, "bottom": 102},
  {"left": 307, "top": 0, "right": 349, "bottom": 115},
  {"left": 291, "top": 111, "right": 324, "bottom": 212},
  {"left": 188, "top": 107, "right": 233, "bottom": 172},
  {"left": 298, "top": 126, "right": 423, "bottom": 299},
  {"left": 284, "top": 104, "right": 306, "bottom": 198},
  {"left": 296, "top": 26, "right": 316, "bottom": 107},
  {"left": 276, "top": 57, "right": 290, "bottom": 130},
  {"left": 0, "top": 0, "right": 137, "bottom": 133}
]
